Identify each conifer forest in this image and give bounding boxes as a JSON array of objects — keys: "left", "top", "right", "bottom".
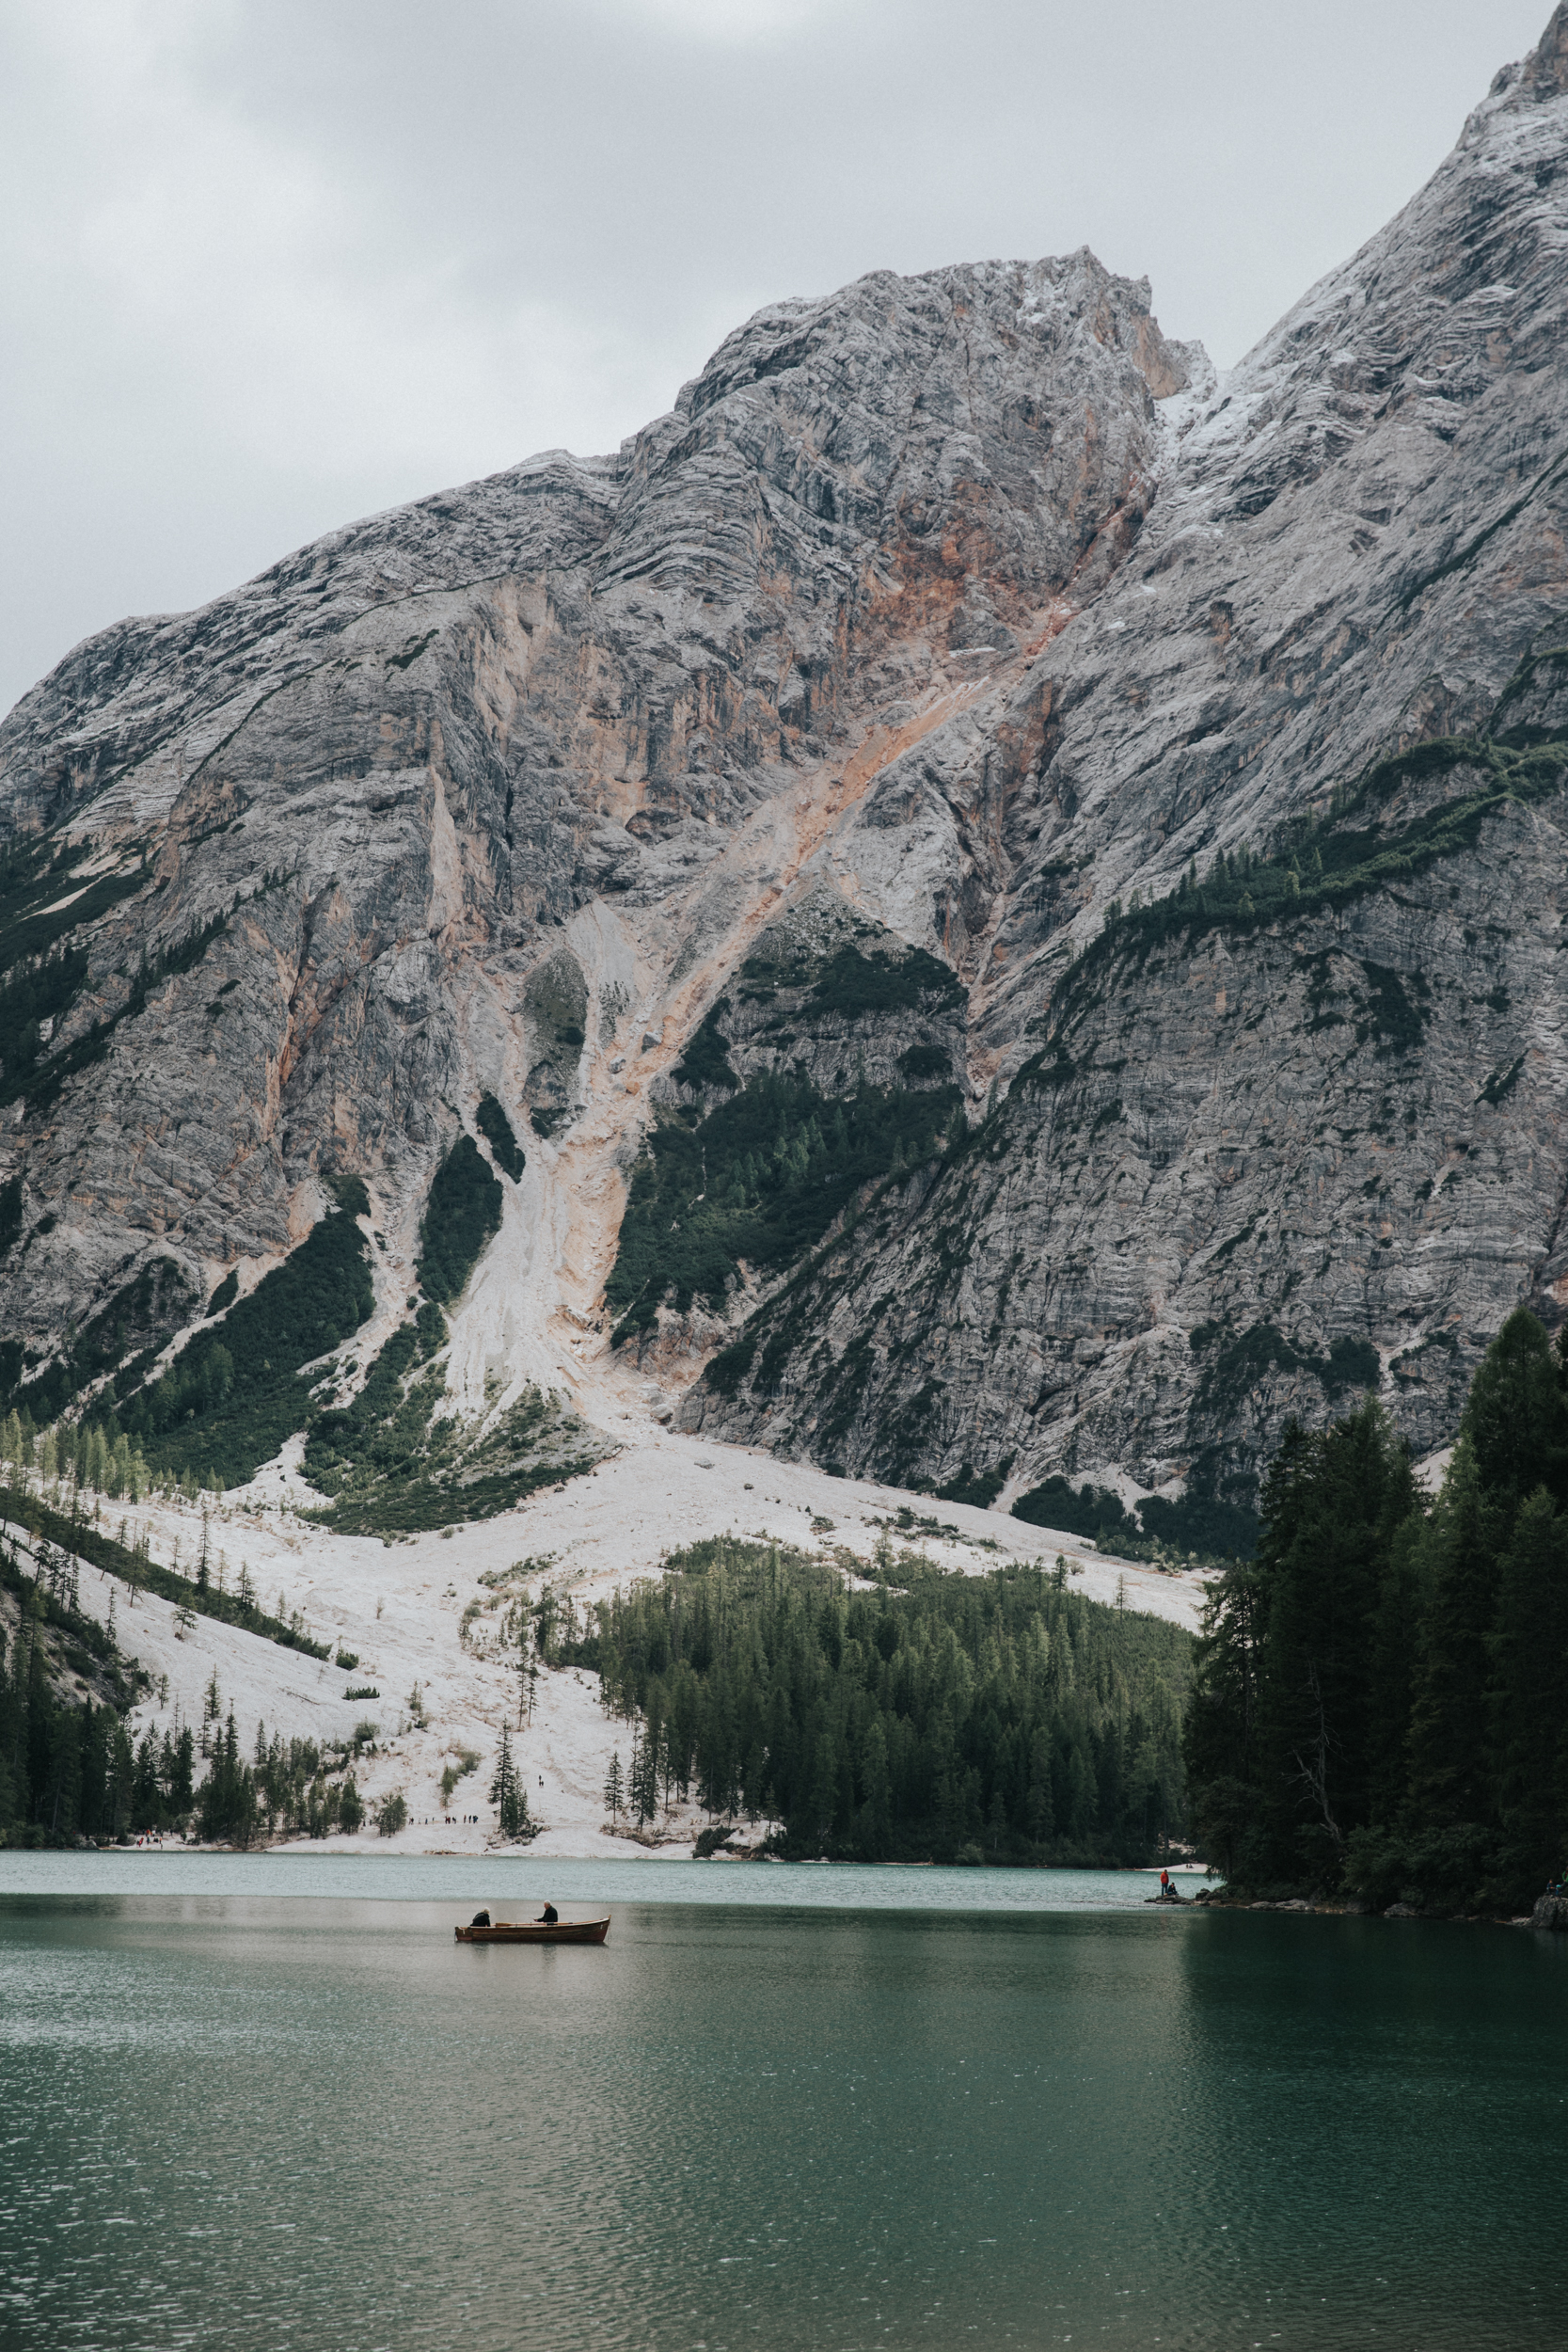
[
  {"left": 1183, "top": 1309, "right": 1568, "bottom": 1913},
  {"left": 563, "top": 1539, "right": 1193, "bottom": 1865}
]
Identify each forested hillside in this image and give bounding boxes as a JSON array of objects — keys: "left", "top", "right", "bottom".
[
  {"left": 562, "top": 1537, "right": 1192, "bottom": 1865},
  {"left": 1184, "top": 1309, "right": 1568, "bottom": 1913}
]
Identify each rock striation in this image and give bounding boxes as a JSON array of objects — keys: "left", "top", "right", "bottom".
[{"left": 3, "top": 8, "right": 1568, "bottom": 1533}]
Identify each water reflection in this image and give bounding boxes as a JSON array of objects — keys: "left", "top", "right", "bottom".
[
  {"left": 1173, "top": 1909, "right": 1568, "bottom": 2348},
  {"left": 0, "top": 1898, "right": 1561, "bottom": 2350}
]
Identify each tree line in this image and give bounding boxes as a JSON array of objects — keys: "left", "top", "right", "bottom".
[
  {"left": 1184, "top": 1308, "right": 1568, "bottom": 1913},
  {"left": 195, "top": 1714, "right": 381, "bottom": 1846},
  {"left": 559, "top": 1536, "right": 1192, "bottom": 1863}
]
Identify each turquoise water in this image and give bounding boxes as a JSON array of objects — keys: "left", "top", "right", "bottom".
[
  {"left": 1, "top": 1863, "right": 1562, "bottom": 2350},
  {"left": 0, "top": 1851, "right": 1180, "bottom": 1910}
]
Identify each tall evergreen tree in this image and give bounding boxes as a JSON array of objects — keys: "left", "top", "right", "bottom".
[
  {"left": 1460, "top": 1308, "right": 1568, "bottom": 1529},
  {"left": 490, "top": 1722, "right": 529, "bottom": 1839},
  {"left": 1406, "top": 1438, "right": 1495, "bottom": 1827},
  {"left": 1256, "top": 1399, "right": 1416, "bottom": 1875},
  {"left": 1186, "top": 1311, "right": 1568, "bottom": 1910},
  {"left": 1487, "top": 1486, "right": 1568, "bottom": 1889}
]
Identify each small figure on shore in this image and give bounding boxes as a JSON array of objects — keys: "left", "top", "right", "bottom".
[
  {"left": 536, "top": 1901, "right": 559, "bottom": 1926},
  {"left": 1160, "top": 1867, "right": 1171, "bottom": 1899}
]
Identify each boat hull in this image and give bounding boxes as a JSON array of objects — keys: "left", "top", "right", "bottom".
[{"left": 455, "top": 1917, "right": 610, "bottom": 1945}]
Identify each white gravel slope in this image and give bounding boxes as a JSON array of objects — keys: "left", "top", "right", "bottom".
[{"left": 47, "top": 1424, "right": 1209, "bottom": 1858}]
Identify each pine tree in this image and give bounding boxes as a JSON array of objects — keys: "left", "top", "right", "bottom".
[
  {"left": 1256, "top": 1398, "right": 1414, "bottom": 1876},
  {"left": 856, "top": 1717, "right": 891, "bottom": 1856},
  {"left": 490, "top": 1722, "right": 529, "bottom": 1839},
  {"left": 604, "top": 1750, "right": 625, "bottom": 1819},
  {"left": 1461, "top": 1307, "right": 1568, "bottom": 1531},
  {"left": 1487, "top": 1487, "right": 1568, "bottom": 1889},
  {"left": 632, "top": 1718, "right": 660, "bottom": 1827},
  {"left": 1406, "top": 1438, "right": 1494, "bottom": 1827}
]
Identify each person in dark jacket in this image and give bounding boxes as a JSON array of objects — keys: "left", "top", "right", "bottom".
[{"left": 536, "top": 1902, "right": 559, "bottom": 1926}]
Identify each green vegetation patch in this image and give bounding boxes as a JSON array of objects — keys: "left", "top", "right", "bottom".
[
  {"left": 8, "top": 1257, "right": 198, "bottom": 1424},
  {"left": 1191, "top": 1321, "right": 1380, "bottom": 1426},
  {"left": 0, "top": 1177, "right": 22, "bottom": 1260},
  {"left": 1355, "top": 961, "right": 1430, "bottom": 1057},
  {"left": 304, "top": 1305, "right": 605, "bottom": 1534},
  {"left": 0, "top": 946, "right": 88, "bottom": 1097},
  {"left": 0, "top": 833, "right": 262, "bottom": 1118},
  {"left": 704, "top": 1332, "right": 758, "bottom": 1399},
  {"left": 118, "top": 1200, "right": 374, "bottom": 1488},
  {"left": 417, "top": 1134, "right": 503, "bottom": 1304},
  {"left": 0, "top": 830, "right": 148, "bottom": 977},
  {"left": 1020, "top": 729, "right": 1567, "bottom": 1061},
  {"left": 206, "top": 1270, "right": 239, "bottom": 1319},
  {"left": 475, "top": 1093, "right": 526, "bottom": 1182},
  {"left": 1134, "top": 1491, "right": 1260, "bottom": 1563},
  {"left": 673, "top": 1004, "right": 739, "bottom": 1095},
  {"left": 524, "top": 951, "right": 587, "bottom": 1070},
  {"left": 1489, "top": 644, "right": 1568, "bottom": 748},
  {"left": 564, "top": 1535, "right": 1193, "bottom": 1865},
  {"left": 607, "top": 1070, "right": 959, "bottom": 1344},
  {"left": 934, "top": 1458, "right": 1012, "bottom": 1511},
  {"left": 1013, "top": 1474, "right": 1139, "bottom": 1549},
  {"left": 801, "top": 941, "right": 966, "bottom": 1022},
  {"left": 1479, "top": 1055, "right": 1525, "bottom": 1107},
  {"left": 0, "top": 1533, "right": 160, "bottom": 1846},
  {"left": 1011, "top": 1473, "right": 1259, "bottom": 1566},
  {"left": 19, "top": 898, "right": 247, "bottom": 1117},
  {"left": 0, "top": 832, "right": 68, "bottom": 949}
]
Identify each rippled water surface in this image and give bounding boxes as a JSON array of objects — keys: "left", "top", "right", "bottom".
[{"left": 1, "top": 1863, "right": 1562, "bottom": 2350}]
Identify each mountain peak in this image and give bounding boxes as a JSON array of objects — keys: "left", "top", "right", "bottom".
[
  {"left": 1527, "top": 0, "right": 1568, "bottom": 91},
  {"left": 1, "top": 8, "right": 1565, "bottom": 1538}
]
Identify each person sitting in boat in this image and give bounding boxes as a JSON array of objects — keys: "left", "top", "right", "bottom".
[{"left": 536, "top": 1902, "right": 559, "bottom": 1926}]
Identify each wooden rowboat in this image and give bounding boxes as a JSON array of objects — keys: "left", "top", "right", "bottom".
[{"left": 454, "top": 1915, "right": 610, "bottom": 1945}]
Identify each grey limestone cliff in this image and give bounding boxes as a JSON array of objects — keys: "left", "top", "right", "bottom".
[{"left": 4, "top": 8, "right": 1568, "bottom": 1532}]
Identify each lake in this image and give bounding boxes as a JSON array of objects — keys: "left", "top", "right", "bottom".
[{"left": 1, "top": 1857, "right": 1563, "bottom": 2350}]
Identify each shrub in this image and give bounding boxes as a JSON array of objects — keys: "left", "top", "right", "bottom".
[
  {"left": 805, "top": 942, "right": 965, "bottom": 1019},
  {"left": 439, "top": 1747, "right": 481, "bottom": 1805},
  {"left": 376, "top": 1791, "right": 407, "bottom": 1836}
]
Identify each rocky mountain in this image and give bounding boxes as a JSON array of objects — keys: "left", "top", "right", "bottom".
[{"left": 2, "top": 7, "right": 1567, "bottom": 1549}]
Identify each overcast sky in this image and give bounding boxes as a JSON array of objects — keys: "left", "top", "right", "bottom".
[{"left": 0, "top": 0, "right": 1552, "bottom": 717}]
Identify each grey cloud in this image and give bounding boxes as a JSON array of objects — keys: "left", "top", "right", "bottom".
[{"left": 0, "top": 0, "right": 1550, "bottom": 714}]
